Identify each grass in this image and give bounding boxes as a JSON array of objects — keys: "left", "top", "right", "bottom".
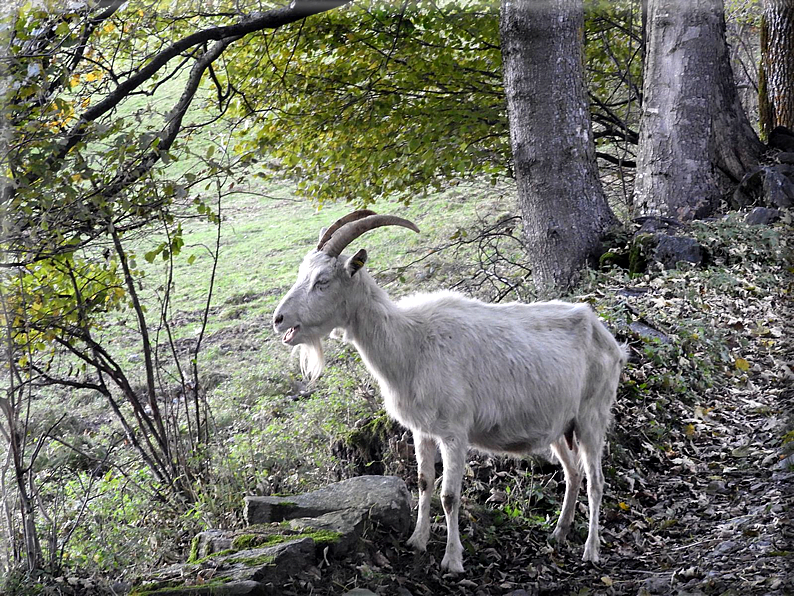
[
  {"left": 76, "top": 167, "right": 522, "bottom": 512},
  {"left": 7, "top": 51, "right": 792, "bottom": 585},
  {"left": 9, "top": 146, "right": 791, "bottom": 580},
  {"left": 179, "top": 177, "right": 518, "bottom": 487}
]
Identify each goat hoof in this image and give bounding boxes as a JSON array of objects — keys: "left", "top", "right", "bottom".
[
  {"left": 440, "top": 556, "right": 464, "bottom": 574},
  {"left": 548, "top": 527, "right": 569, "bottom": 545},
  {"left": 406, "top": 534, "right": 428, "bottom": 552},
  {"left": 582, "top": 545, "right": 600, "bottom": 563}
]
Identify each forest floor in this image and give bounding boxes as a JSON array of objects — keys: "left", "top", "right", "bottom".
[
  {"left": 266, "top": 213, "right": 794, "bottom": 596},
  {"left": 6, "top": 188, "right": 791, "bottom": 596},
  {"left": 274, "top": 376, "right": 793, "bottom": 596}
]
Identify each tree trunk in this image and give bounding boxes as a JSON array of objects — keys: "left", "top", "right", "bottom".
[
  {"left": 760, "top": 0, "right": 794, "bottom": 136},
  {"left": 634, "top": 0, "right": 764, "bottom": 220},
  {"left": 500, "top": 0, "right": 619, "bottom": 293}
]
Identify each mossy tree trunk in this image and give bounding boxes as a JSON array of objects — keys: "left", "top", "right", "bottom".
[{"left": 760, "top": 0, "right": 794, "bottom": 137}]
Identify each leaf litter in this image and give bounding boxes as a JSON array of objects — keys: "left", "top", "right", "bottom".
[{"left": 272, "top": 215, "right": 793, "bottom": 595}]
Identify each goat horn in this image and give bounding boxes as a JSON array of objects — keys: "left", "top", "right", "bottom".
[
  {"left": 322, "top": 214, "right": 420, "bottom": 257},
  {"left": 317, "top": 210, "right": 377, "bottom": 250}
]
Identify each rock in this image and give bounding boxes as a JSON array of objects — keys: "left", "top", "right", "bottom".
[
  {"left": 628, "top": 232, "right": 705, "bottom": 273},
  {"left": 137, "top": 538, "right": 316, "bottom": 595},
  {"left": 643, "top": 574, "right": 672, "bottom": 594},
  {"left": 191, "top": 529, "right": 233, "bottom": 562},
  {"left": 629, "top": 321, "right": 671, "bottom": 344},
  {"left": 774, "top": 452, "right": 794, "bottom": 471},
  {"left": 134, "top": 477, "right": 411, "bottom": 595},
  {"left": 705, "top": 480, "right": 727, "bottom": 494},
  {"left": 287, "top": 508, "right": 367, "bottom": 555},
  {"left": 653, "top": 234, "right": 704, "bottom": 269},
  {"left": 745, "top": 207, "right": 781, "bottom": 225},
  {"left": 221, "top": 537, "right": 315, "bottom": 582},
  {"left": 713, "top": 540, "right": 738, "bottom": 555},
  {"left": 732, "top": 166, "right": 765, "bottom": 208},
  {"left": 133, "top": 580, "right": 264, "bottom": 595},
  {"left": 768, "top": 125, "right": 794, "bottom": 152},
  {"left": 617, "top": 287, "right": 651, "bottom": 298},
  {"left": 762, "top": 167, "right": 794, "bottom": 208},
  {"left": 245, "top": 475, "right": 411, "bottom": 534},
  {"left": 776, "top": 151, "right": 794, "bottom": 165}
]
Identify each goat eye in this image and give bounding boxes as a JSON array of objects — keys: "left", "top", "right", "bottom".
[{"left": 312, "top": 278, "right": 330, "bottom": 290}]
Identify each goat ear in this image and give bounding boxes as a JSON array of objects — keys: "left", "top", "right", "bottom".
[{"left": 345, "top": 249, "right": 368, "bottom": 277}]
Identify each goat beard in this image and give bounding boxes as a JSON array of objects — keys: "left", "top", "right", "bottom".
[{"left": 296, "top": 338, "right": 325, "bottom": 383}]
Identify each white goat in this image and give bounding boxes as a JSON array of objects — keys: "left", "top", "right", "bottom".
[{"left": 273, "top": 211, "right": 626, "bottom": 573}]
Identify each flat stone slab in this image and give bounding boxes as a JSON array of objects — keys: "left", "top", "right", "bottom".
[
  {"left": 244, "top": 475, "right": 411, "bottom": 534},
  {"left": 131, "top": 476, "right": 411, "bottom": 596},
  {"left": 132, "top": 538, "right": 314, "bottom": 596}
]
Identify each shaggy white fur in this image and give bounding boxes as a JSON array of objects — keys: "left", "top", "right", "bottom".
[{"left": 274, "top": 245, "right": 626, "bottom": 573}]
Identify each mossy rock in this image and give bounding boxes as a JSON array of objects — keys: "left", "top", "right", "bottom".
[
  {"left": 597, "top": 227, "right": 633, "bottom": 271},
  {"left": 133, "top": 538, "right": 316, "bottom": 595},
  {"left": 629, "top": 233, "right": 656, "bottom": 274},
  {"left": 230, "top": 528, "right": 342, "bottom": 551}
]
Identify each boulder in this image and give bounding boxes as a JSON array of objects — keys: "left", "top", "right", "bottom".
[
  {"left": 745, "top": 207, "right": 781, "bottom": 226},
  {"left": 629, "top": 321, "right": 671, "bottom": 344},
  {"left": 286, "top": 508, "right": 367, "bottom": 556},
  {"left": 776, "top": 152, "right": 794, "bottom": 165},
  {"left": 191, "top": 529, "right": 233, "bottom": 562},
  {"left": 762, "top": 168, "right": 794, "bottom": 208},
  {"left": 768, "top": 126, "right": 794, "bottom": 152},
  {"left": 652, "top": 234, "right": 704, "bottom": 269},
  {"left": 244, "top": 475, "right": 411, "bottom": 534},
  {"left": 134, "top": 538, "right": 315, "bottom": 596},
  {"left": 732, "top": 166, "right": 765, "bottom": 208},
  {"left": 131, "top": 476, "right": 412, "bottom": 596}
]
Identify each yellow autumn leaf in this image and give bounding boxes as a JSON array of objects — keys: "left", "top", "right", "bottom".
[
  {"left": 685, "top": 423, "right": 695, "bottom": 437},
  {"left": 735, "top": 357, "right": 750, "bottom": 371},
  {"left": 84, "top": 71, "right": 101, "bottom": 83},
  {"left": 102, "top": 21, "right": 115, "bottom": 34},
  {"left": 71, "top": 173, "right": 82, "bottom": 182},
  {"left": 618, "top": 501, "right": 630, "bottom": 511}
]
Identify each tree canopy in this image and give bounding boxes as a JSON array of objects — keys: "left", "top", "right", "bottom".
[{"left": 226, "top": 0, "right": 643, "bottom": 206}]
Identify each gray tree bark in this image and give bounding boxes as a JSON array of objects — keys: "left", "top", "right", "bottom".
[
  {"left": 634, "top": 0, "right": 764, "bottom": 220},
  {"left": 500, "top": 0, "right": 619, "bottom": 293},
  {"left": 760, "top": 0, "right": 794, "bottom": 135}
]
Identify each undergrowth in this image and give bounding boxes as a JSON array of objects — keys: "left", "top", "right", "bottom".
[{"left": 2, "top": 184, "right": 790, "bottom": 592}]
